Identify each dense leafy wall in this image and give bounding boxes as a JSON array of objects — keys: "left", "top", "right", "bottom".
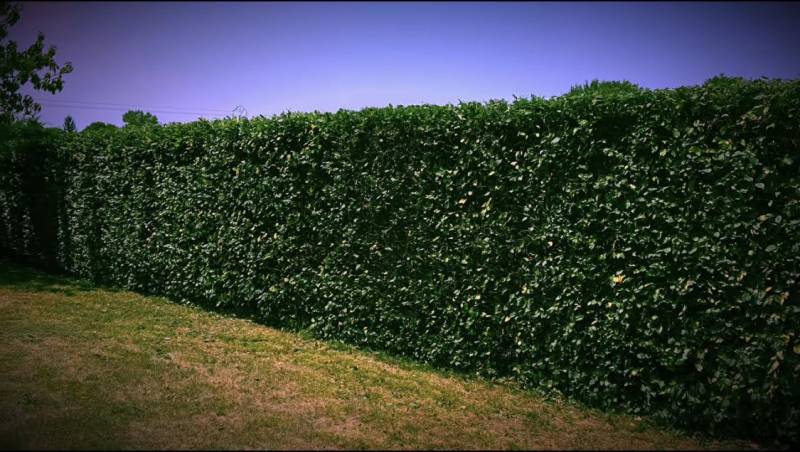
[{"left": 1, "top": 77, "right": 799, "bottom": 444}]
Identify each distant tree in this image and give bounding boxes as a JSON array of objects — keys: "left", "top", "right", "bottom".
[
  {"left": 62, "top": 115, "right": 75, "bottom": 132},
  {"left": 82, "top": 121, "right": 117, "bottom": 133},
  {"left": 122, "top": 110, "right": 158, "bottom": 127},
  {"left": 565, "top": 79, "right": 643, "bottom": 97},
  {"left": 0, "top": 1, "right": 73, "bottom": 123}
]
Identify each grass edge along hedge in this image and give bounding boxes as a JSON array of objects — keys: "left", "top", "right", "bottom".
[{"left": 1, "top": 77, "right": 799, "bottom": 445}]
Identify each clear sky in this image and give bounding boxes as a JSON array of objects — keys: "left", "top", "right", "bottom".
[{"left": 8, "top": 1, "right": 800, "bottom": 129}]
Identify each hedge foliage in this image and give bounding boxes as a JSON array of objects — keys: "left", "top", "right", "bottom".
[{"left": 1, "top": 77, "right": 799, "bottom": 445}]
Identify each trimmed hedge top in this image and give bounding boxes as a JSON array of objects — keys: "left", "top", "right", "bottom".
[{"left": 2, "top": 77, "right": 799, "bottom": 445}]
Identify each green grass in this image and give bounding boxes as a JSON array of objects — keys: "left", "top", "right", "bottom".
[{"left": 0, "top": 258, "right": 756, "bottom": 450}]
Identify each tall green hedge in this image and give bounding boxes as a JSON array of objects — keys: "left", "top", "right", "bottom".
[{"left": 2, "top": 77, "right": 799, "bottom": 445}]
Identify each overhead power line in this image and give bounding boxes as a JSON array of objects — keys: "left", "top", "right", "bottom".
[
  {"left": 37, "top": 102, "right": 229, "bottom": 117},
  {"left": 32, "top": 96, "right": 231, "bottom": 113}
]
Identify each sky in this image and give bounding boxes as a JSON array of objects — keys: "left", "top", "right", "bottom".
[{"left": 8, "top": 1, "right": 800, "bottom": 129}]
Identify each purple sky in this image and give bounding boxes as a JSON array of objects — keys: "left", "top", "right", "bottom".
[{"left": 8, "top": 1, "right": 800, "bottom": 129}]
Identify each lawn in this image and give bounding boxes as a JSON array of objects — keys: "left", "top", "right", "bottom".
[{"left": 0, "top": 258, "right": 754, "bottom": 450}]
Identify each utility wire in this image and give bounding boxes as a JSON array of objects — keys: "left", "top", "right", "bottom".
[
  {"left": 37, "top": 101, "right": 229, "bottom": 116},
  {"left": 32, "top": 96, "right": 231, "bottom": 113},
  {"left": 37, "top": 102, "right": 229, "bottom": 117}
]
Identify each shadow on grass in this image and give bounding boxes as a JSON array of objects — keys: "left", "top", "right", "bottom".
[
  {"left": 0, "top": 257, "right": 97, "bottom": 295},
  {"left": 0, "top": 256, "right": 483, "bottom": 388},
  {"left": 7, "top": 257, "right": 500, "bottom": 387}
]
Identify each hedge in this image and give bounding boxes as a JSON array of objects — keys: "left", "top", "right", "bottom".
[{"left": 1, "top": 77, "right": 799, "bottom": 445}]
